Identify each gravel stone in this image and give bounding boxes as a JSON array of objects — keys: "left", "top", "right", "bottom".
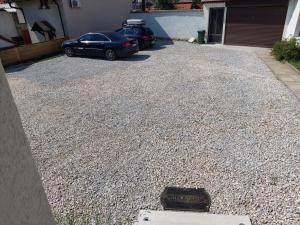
[{"left": 6, "top": 41, "right": 300, "bottom": 225}]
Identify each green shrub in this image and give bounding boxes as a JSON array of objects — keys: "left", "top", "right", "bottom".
[
  {"left": 272, "top": 38, "right": 300, "bottom": 61},
  {"left": 156, "top": 0, "right": 178, "bottom": 10},
  {"left": 192, "top": 0, "right": 202, "bottom": 9}
]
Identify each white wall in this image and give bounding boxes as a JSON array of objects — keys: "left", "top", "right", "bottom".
[
  {"left": 19, "top": 0, "right": 64, "bottom": 43},
  {"left": 203, "top": 2, "right": 226, "bottom": 43},
  {"left": 129, "top": 10, "right": 205, "bottom": 40},
  {"left": 283, "top": 0, "right": 300, "bottom": 38},
  {"left": 60, "top": 0, "right": 131, "bottom": 38},
  {"left": 0, "top": 11, "right": 19, "bottom": 38},
  {"left": 0, "top": 60, "right": 55, "bottom": 225},
  {"left": 0, "top": 38, "right": 14, "bottom": 49}
]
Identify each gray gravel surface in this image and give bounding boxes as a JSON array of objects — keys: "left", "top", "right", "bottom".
[{"left": 6, "top": 41, "right": 300, "bottom": 225}]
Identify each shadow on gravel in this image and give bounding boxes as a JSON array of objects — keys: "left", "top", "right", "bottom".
[
  {"left": 63, "top": 54, "right": 150, "bottom": 62},
  {"left": 147, "top": 39, "right": 174, "bottom": 51},
  {"left": 5, "top": 63, "right": 32, "bottom": 73},
  {"left": 122, "top": 54, "right": 150, "bottom": 61},
  {"left": 5, "top": 53, "right": 64, "bottom": 74}
]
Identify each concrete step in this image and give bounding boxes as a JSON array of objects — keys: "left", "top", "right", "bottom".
[{"left": 134, "top": 210, "right": 252, "bottom": 225}]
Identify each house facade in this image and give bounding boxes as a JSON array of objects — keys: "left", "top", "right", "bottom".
[
  {"left": 57, "top": 0, "right": 131, "bottom": 38},
  {"left": 3, "top": 0, "right": 300, "bottom": 48},
  {"left": 0, "top": 7, "right": 19, "bottom": 39},
  {"left": 17, "top": 0, "right": 65, "bottom": 43},
  {"left": 203, "top": 0, "right": 300, "bottom": 47},
  {"left": 0, "top": 2, "right": 30, "bottom": 46},
  {"left": 2, "top": 0, "right": 131, "bottom": 44}
]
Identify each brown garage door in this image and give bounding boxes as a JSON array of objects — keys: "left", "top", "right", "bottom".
[{"left": 225, "top": 5, "right": 288, "bottom": 47}]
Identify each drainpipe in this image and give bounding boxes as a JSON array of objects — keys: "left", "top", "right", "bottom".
[
  {"left": 142, "top": 0, "right": 145, "bottom": 11},
  {"left": 53, "top": 0, "right": 66, "bottom": 38}
]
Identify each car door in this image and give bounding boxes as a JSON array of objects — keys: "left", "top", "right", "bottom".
[
  {"left": 76, "top": 34, "right": 93, "bottom": 55},
  {"left": 87, "top": 34, "right": 110, "bottom": 56}
]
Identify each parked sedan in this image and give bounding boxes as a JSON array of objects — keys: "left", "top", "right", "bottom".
[
  {"left": 62, "top": 32, "right": 139, "bottom": 60},
  {"left": 116, "top": 25, "right": 155, "bottom": 50}
]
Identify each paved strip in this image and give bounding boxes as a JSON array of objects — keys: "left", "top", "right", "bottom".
[{"left": 258, "top": 51, "right": 300, "bottom": 98}]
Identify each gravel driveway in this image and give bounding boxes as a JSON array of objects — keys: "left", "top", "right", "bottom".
[{"left": 6, "top": 41, "right": 300, "bottom": 225}]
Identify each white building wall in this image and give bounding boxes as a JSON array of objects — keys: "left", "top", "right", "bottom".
[
  {"left": 0, "top": 11, "right": 19, "bottom": 38},
  {"left": 19, "top": 0, "right": 64, "bottom": 43},
  {"left": 129, "top": 11, "right": 205, "bottom": 40},
  {"left": 203, "top": 2, "right": 226, "bottom": 43},
  {"left": 0, "top": 38, "right": 14, "bottom": 48},
  {"left": 283, "top": 0, "right": 300, "bottom": 39},
  {"left": 60, "top": 0, "right": 131, "bottom": 39}
]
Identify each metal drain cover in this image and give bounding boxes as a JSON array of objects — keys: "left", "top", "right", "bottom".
[{"left": 160, "top": 187, "right": 211, "bottom": 212}]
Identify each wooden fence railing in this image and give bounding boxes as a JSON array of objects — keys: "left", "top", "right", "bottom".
[{"left": 0, "top": 38, "right": 64, "bottom": 67}]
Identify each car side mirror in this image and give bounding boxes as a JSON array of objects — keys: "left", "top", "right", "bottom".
[{"left": 77, "top": 39, "right": 81, "bottom": 43}]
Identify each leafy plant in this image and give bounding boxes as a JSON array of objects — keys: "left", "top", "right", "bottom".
[
  {"left": 192, "top": 0, "right": 202, "bottom": 9},
  {"left": 156, "top": 0, "right": 179, "bottom": 10},
  {"left": 272, "top": 38, "right": 300, "bottom": 61}
]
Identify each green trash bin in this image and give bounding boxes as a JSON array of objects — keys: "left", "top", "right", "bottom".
[{"left": 197, "top": 30, "right": 205, "bottom": 44}]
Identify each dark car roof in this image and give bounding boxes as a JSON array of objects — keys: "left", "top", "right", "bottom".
[
  {"left": 117, "top": 26, "right": 154, "bottom": 36},
  {"left": 89, "top": 31, "right": 115, "bottom": 35},
  {"left": 88, "top": 31, "right": 126, "bottom": 41}
]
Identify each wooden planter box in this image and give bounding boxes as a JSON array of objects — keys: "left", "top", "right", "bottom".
[{"left": 0, "top": 38, "right": 64, "bottom": 67}]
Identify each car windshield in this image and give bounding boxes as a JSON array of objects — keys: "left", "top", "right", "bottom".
[{"left": 117, "top": 27, "right": 153, "bottom": 36}]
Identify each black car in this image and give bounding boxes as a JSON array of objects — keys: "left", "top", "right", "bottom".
[
  {"left": 116, "top": 25, "right": 155, "bottom": 50},
  {"left": 62, "top": 32, "right": 139, "bottom": 60}
]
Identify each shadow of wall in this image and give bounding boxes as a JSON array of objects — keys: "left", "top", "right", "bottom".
[
  {"left": 0, "top": 60, "right": 55, "bottom": 225},
  {"left": 129, "top": 10, "right": 205, "bottom": 40}
]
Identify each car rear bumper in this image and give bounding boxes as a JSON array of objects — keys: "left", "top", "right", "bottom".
[
  {"left": 141, "top": 38, "right": 156, "bottom": 48},
  {"left": 117, "top": 45, "right": 139, "bottom": 58}
]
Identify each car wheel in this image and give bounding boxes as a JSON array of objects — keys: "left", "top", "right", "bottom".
[
  {"left": 64, "top": 47, "right": 74, "bottom": 57},
  {"left": 105, "top": 49, "right": 116, "bottom": 61}
]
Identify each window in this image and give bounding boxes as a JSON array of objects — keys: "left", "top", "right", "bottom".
[
  {"left": 132, "top": 28, "right": 142, "bottom": 35},
  {"left": 79, "top": 34, "right": 93, "bottom": 41},
  {"left": 90, "top": 34, "right": 110, "bottom": 42},
  {"left": 70, "top": 0, "right": 82, "bottom": 8},
  {"left": 39, "top": 0, "right": 50, "bottom": 9},
  {"left": 123, "top": 27, "right": 144, "bottom": 36},
  {"left": 124, "top": 28, "right": 135, "bottom": 35}
]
